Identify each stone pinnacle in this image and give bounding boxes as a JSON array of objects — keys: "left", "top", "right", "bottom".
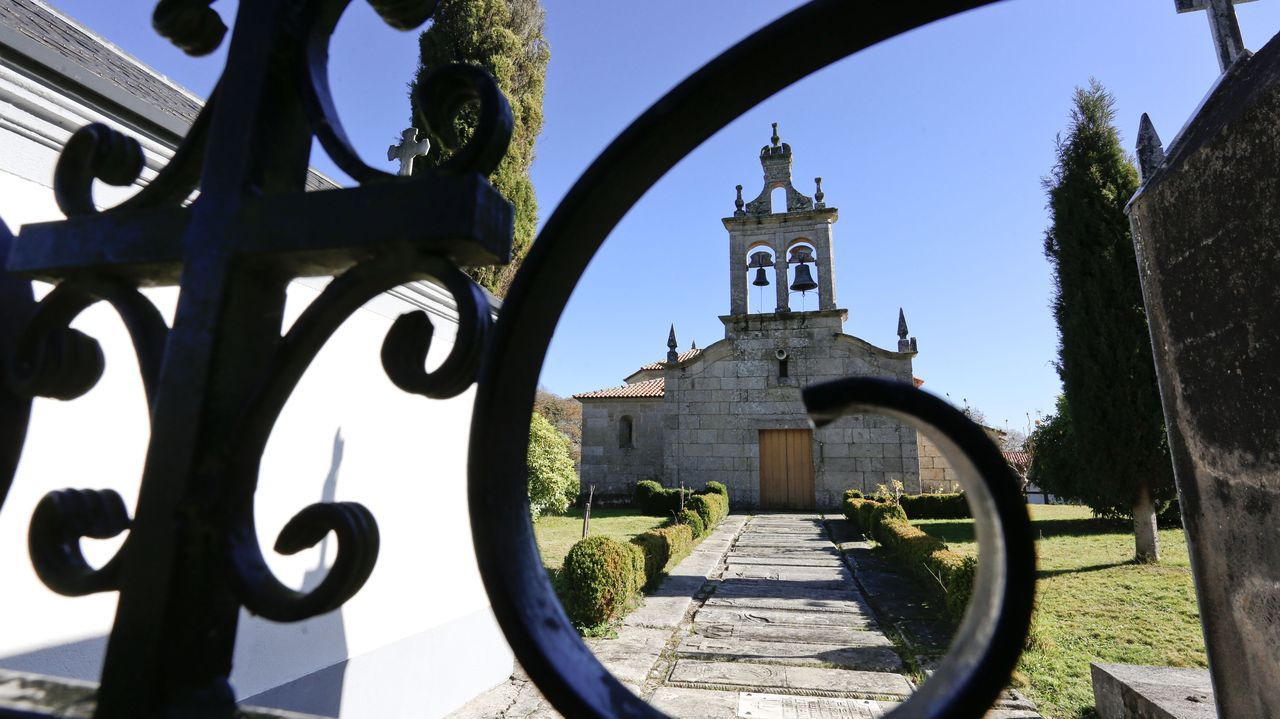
[
  {"left": 1137, "top": 113, "right": 1165, "bottom": 183},
  {"left": 897, "top": 308, "right": 909, "bottom": 339}
]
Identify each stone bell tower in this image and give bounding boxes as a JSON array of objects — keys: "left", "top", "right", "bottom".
[{"left": 725, "top": 123, "right": 840, "bottom": 330}]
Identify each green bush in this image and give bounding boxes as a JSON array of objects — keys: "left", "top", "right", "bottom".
[
  {"left": 528, "top": 413, "right": 578, "bottom": 519},
  {"left": 687, "top": 492, "right": 728, "bottom": 530},
  {"left": 634, "top": 480, "right": 692, "bottom": 517},
  {"left": 635, "top": 480, "right": 665, "bottom": 515},
  {"left": 876, "top": 517, "right": 976, "bottom": 621},
  {"left": 869, "top": 502, "right": 908, "bottom": 542},
  {"left": 654, "top": 524, "right": 694, "bottom": 572},
  {"left": 703, "top": 481, "right": 728, "bottom": 497},
  {"left": 899, "top": 492, "right": 971, "bottom": 519},
  {"left": 559, "top": 536, "right": 645, "bottom": 626},
  {"left": 842, "top": 497, "right": 870, "bottom": 531},
  {"left": 679, "top": 508, "right": 705, "bottom": 538},
  {"left": 843, "top": 489, "right": 864, "bottom": 500},
  {"left": 629, "top": 531, "right": 669, "bottom": 587},
  {"left": 857, "top": 500, "right": 879, "bottom": 535}
]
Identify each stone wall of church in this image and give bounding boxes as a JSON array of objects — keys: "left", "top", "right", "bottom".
[
  {"left": 917, "top": 432, "right": 963, "bottom": 493},
  {"left": 662, "top": 311, "right": 919, "bottom": 510},
  {"left": 579, "top": 398, "right": 667, "bottom": 498}
]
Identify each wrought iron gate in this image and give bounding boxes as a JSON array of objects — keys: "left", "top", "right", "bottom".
[{"left": 0, "top": 1, "right": 1033, "bottom": 717}]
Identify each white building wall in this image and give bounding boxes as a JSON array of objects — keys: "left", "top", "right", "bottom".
[{"left": 0, "top": 52, "right": 511, "bottom": 719}]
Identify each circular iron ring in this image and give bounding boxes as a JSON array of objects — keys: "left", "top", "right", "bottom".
[{"left": 469, "top": 1, "right": 1028, "bottom": 717}]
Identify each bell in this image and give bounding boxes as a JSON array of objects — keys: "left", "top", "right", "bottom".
[
  {"left": 752, "top": 267, "right": 770, "bottom": 286},
  {"left": 790, "top": 263, "right": 817, "bottom": 293},
  {"left": 748, "top": 251, "right": 773, "bottom": 268}
]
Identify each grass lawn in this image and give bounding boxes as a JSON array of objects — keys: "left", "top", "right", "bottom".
[
  {"left": 913, "top": 505, "right": 1206, "bottom": 719},
  {"left": 533, "top": 508, "right": 667, "bottom": 571}
]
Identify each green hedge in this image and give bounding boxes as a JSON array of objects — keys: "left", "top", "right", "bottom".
[
  {"left": 559, "top": 536, "right": 646, "bottom": 626},
  {"left": 843, "top": 489, "right": 864, "bottom": 501},
  {"left": 876, "top": 517, "right": 976, "bottom": 620},
  {"left": 679, "top": 508, "right": 706, "bottom": 538},
  {"left": 703, "top": 481, "right": 728, "bottom": 497},
  {"left": 634, "top": 480, "right": 692, "bottom": 516},
  {"left": 629, "top": 523, "right": 695, "bottom": 588},
  {"left": 899, "top": 492, "right": 971, "bottom": 519},
  {"left": 869, "top": 503, "right": 908, "bottom": 542},
  {"left": 688, "top": 493, "right": 728, "bottom": 529}
]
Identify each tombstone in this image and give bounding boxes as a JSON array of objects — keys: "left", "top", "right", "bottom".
[{"left": 1124, "top": 1, "right": 1280, "bottom": 715}]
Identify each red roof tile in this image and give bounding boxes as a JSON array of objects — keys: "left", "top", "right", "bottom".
[
  {"left": 574, "top": 377, "right": 666, "bottom": 399},
  {"left": 1004, "top": 451, "right": 1032, "bottom": 472},
  {"left": 638, "top": 348, "right": 702, "bottom": 371}
]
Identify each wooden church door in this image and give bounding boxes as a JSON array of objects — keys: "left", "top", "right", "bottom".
[{"left": 758, "top": 429, "right": 815, "bottom": 509}]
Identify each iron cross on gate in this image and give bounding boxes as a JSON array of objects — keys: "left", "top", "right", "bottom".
[
  {"left": 0, "top": 0, "right": 512, "bottom": 717},
  {"left": 1176, "top": 0, "right": 1260, "bottom": 72}
]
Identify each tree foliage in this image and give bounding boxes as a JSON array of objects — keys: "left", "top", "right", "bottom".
[
  {"left": 534, "top": 388, "right": 581, "bottom": 465},
  {"left": 410, "top": 0, "right": 549, "bottom": 296},
  {"left": 528, "top": 411, "right": 578, "bottom": 518},
  {"left": 1041, "top": 80, "right": 1174, "bottom": 521}
]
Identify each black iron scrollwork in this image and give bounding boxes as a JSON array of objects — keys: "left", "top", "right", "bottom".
[
  {"left": 28, "top": 488, "right": 131, "bottom": 596},
  {"left": 0, "top": 0, "right": 513, "bottom": 713},
  {"left": 153, "top": 0, "right": 227, "bottom": 56},
  {"left": 468, "top": 1, "right": 1024, "bottom": 717},
  {"left": 227, "top": 253, "right": 491, "bottom": 621},
  {"left": 300, "top": 0, "right": 514, "bottom": 184},
  {"left": 53, "top": 124, "right": 145, "bottom": 218}
]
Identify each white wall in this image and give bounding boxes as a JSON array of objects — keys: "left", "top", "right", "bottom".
[{"left": 0, "top": 59, "right": 511, "bottom": 718}]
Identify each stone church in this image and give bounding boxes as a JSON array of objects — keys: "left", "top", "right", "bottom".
[{"left": 576, "top": 126, "right": 926, "bottom": 511}]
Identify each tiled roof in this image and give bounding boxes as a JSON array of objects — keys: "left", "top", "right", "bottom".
[
  {"left": 1004, "top": 451, "right": 1032, "bottom": 472},
  {"left": 574, "top": 377, "right": 665, "bottom": 400},
  {"left": 638, "top": 348, "right": 701, "bottom": 371}
]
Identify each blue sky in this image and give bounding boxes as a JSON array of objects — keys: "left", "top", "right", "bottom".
[{"left": 47, "top": 0, "right": 1280, "bottom": 435}]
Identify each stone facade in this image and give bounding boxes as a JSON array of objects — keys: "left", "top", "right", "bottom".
[
  {"left": 916, "top": 433, "right": 962, "bottom": 494},
  {"left": 576, "top": 128, "right": 920, "bottom": 511}
]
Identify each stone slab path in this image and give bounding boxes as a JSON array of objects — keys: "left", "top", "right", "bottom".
[{"left": 450, "top": 513, "right": 1040, "bottom": 718}]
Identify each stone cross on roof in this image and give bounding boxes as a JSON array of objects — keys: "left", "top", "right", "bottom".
[
  {"left": 1176, "top": 0, "right": 1259, "bottom": 72},
  {"left": 387, "top": 127, "right": 430, "bottom": 176}
]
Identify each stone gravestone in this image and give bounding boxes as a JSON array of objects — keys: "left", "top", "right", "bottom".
[{"left": 1122, "top": 5, "right": 1280, "bottom": 717}]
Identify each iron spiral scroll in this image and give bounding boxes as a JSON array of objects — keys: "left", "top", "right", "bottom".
[
  {"left": 0, "top": 0, "right": 511, "bottom": 716},
  {"left": 471, "top": 0, "right": 1034, "bottom": 717},
  {"left": 0, "top": 0, "right": 1034, "bottom": 718}
]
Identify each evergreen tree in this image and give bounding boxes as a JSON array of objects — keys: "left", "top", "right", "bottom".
[
  {"left": 527, "top": 412, "right": 578, "bottom": 519},
  {"left": 409, "top": 0, "right": 549, "bottom": 296},
  {"left": 1042, "top": 80, "right": 1174, "bottom": 563}
]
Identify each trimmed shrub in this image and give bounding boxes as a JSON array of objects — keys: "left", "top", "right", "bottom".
[
  {"left": 899, "top": 492, "right": 971, "bottom": 519},
  {"left": 650, "top": 524, "right": 694, "bottom": 573},
  {"left": 843, "top": 489, "right": 864, "bottom": 500},
  {"left": 559, "top": 536, "right": 645, "bottom": 626},
  {"left": 869, "top": 502, "right": 908, "bottom": 542},
  {"left": 634, "top": 480, "right": 692, "bottom": 517},
  {"left": 857, "top": 500, "right": 879, "bottom": 536},
  {"left": 842, "top": 497, "right": 870, "bottom": 531},
  {"left": 687, "top": 493, "right": 728, "bottom": 530},
  {"left": 876, "top": 517, "right": 976, "bottom": 620},
  {"left": 703, "top": 481, "right": 728, "bottom": 497},
  {"left": 705, "top": 492, "right": 729, "bottom": 525},
  {"left": 679, "top": 508, "right": 706, "bottom": 538},
  {"left": 629, "top": 531, "right": 669, "bottom": 587},
  {"left": 635, "top": 480, "right": 666, "bottom": 515}
]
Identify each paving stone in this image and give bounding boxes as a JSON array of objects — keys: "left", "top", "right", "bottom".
[
  {"left": 667, "top": 660, "right": 915, "bottom": 698},
  {"left": 727, "top": 554, "right": 846, "bottom": 568},
  {"left": 723, "top": 565, "right": 850, "bottom": 584},
  {"left": 695, "top": 607, "right": 875, "bottom": 629},
  {"left": 704, "top": 595, "right": 868, "bottom": 615},
  {"left": 715, "top": 580, "right": 868, "bottom": 603},
  {"left": 724, "top": 545, "right": 840, "bottom": 557},
  {"left": 734, "top": 538, "right": 833, "bottom": 547},
  {"left": 587, "top": 626, "right": 670, "bottom": 685},
  {"left": 647, "top": 686, "right": 740, "bottom": 718},
  {"left": 676, "top": 636, "right": 903, "bottom": 671},
  {"left": 694, "top": 622, "right": 891, "bottom": 647},
  {"left": 735, "top": 692, "right": 888, "bottom": 718}
]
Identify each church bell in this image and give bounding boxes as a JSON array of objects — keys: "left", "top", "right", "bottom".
[
  {"left": 790, "top": 262, "right": 817, "bottom": 293},
  {"left": 752, "top": 267, "right": 770, "bottom": 286}
]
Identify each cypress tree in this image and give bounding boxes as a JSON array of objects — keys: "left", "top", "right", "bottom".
[
  {"left": 1042, "top": 80, "right": 1174, "bottom": 563},
  {"left": 409, "top": 0, "right": 549, "bottom": 296}
]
